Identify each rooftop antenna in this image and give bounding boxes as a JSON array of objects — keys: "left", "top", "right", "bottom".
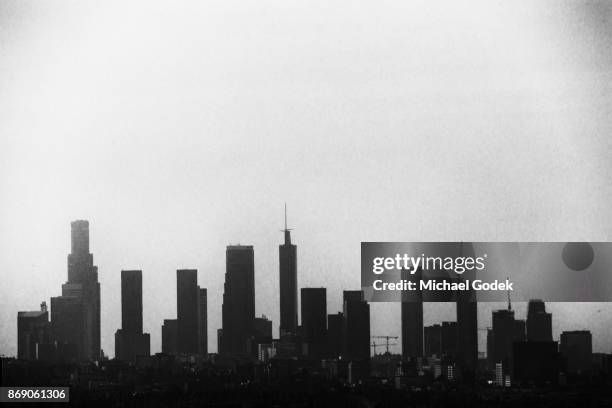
[
  {"left": 281, "top": 203, "right": 292, "bottom": 244},
  {"left": 507, "top": 276, "right": 512, "bottom": 311}
]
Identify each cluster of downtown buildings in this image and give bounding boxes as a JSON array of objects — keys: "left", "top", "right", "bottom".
[{"left": 14, "top": 220, "right": 611, "bottom": 387}]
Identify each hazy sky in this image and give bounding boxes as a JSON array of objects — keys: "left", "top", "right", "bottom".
[{"left": 1, "top": 0, "right": 611, "bottom": 357}]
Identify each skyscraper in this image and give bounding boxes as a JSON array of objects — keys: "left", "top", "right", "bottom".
[
  {"left": 455, "top": 243, "right": 478, "bottom": 377},
  {"left": 161, "top": 319, "right": 178, "bottom": 354},
  {"left": 401, "top": 268, "right": 423, "bottom": 360},
  {"left": 527, "top": 299, "right": 552, "bottom": 342},
  {"left": 301, "top": 288, "right": 327, "bottom": 357},
  {"left": 198, "top": 288, "right": 208, "bottom": 355},
  {"left": 115, "top": 270, "right": 150, "bottom": 361},
  {"left": 17, "top": 302, "right": 50, "bottom": 360},
  {"left": 279, "top": 205, "right": 297, "bottom": 340},
  {"left": 177, "top": 269, "right": 199, "bottom": 354},
  {"left": 327, "top": 312, "right": 345, "bottom": 358},
  {"left": 342, "top": 290, "right": 370, "bottom": 361},
  {"left": 220, "top": 245, "right": 255, "bottom": 355},
  {"left": 51, "top": 220, "right": 101, "bottom": 361}
]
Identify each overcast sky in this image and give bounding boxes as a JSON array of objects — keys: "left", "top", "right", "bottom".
[{"left": 1, "top": 0, "right": 611, "bottom": 357}]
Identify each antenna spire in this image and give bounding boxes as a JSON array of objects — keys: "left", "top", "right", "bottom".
[
  {"left": 282, "top": 203, "right": 292, "bottom": 245},
  {"left": 507, "top": 276, "right": 512, "bottom": 310},
  {"left": 284, "top": 202, "right": 287, "bottom": 231}
]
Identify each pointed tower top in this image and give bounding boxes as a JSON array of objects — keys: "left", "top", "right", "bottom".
[{"left": 282, "top": 203, "right": 292, "bottom": 245}]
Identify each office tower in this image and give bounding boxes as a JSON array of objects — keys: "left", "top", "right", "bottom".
[
  {"left": 455, "top": 243, "right": 478, "bottom": 377},
  {"left": 198, "top": 288, "right": 208, "bottom": 355},
  {"left": 514, "top": 320, "right": 526, "bottom": 342},
  {"left": 17, "top": 302, "right": 50, "bottom": 360},
  {"left": 279, "top": 206, "right": 297, "bottom": 340},
  {"left": 301, "top": 288, "right": 327, "bottom": 357},
  {"left": 560, "top": 330, "right": 593, "bottom": 373},
  {"left": 342, "top": 290, "right": 370, "bottom": 361},
  {"left": 327, "top": 312, "right": 344, "bottom": 358},
  {"left": 220, "top": 245, "right": 255, "bottom": 355},
  {"left": 253, "top": 315, "right": 273, "bottom": 348},
  {"left": 51, "top": 220, "right": 101, "bottom": 361},
  {"left": 114, "top": 270, "right": 150, "bottom": 361},
  {"left": 440, "top": 321, "right": 458, "bottom": 356},
  {"left": 401, "top": 268, "right": 423, "bottom": 360},
  {"left": 176, "top": 269, "right": 199, "bottom": 354},
  {"left": 491, "top": 308, "right": 516, "bottom": 371},
  {"left": 424, "top": 324, "right": 442, "bottom": 357},
  {"left": 162, "top": 319, "right": 178, "bottom": 354},
  {"left": 527, "top": 300, "right": 552, "bottom": 342}
]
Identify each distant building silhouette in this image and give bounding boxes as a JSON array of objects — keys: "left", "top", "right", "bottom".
[
  {"left": 17, "top": 302, "right": 50, "bottom": 360},
  {"left": 279, "top": 206, "right": 297, "bottom": 340},
  {"left": 50, "top": 220, "right": 101, "bottom": 361},
  {"left": 342, "top": 290, "right": 370, "bottom": 361},
  {"left": 198, "top": 288, "right": 208, "bottom": 355},
  {"left": 161, "top": 319, "right": 178, "bottom": 354},
  {"left": 177, "top": 269, "right": 199, "bottom": 354},
  {"left": 301, "top": 288, "right": 327, "bottom": 357},
  {"left": 560, "top": 330, "right": 592, "bottom": 374},
  {"left": 441, "top": 321, "right": 457, "bottom": 357},
  {"left": 527, "top": 299, "right": 552, "bottom": 342},
  {"left": 455, "top": 243, "right": 478, "bottom": 378},
  {"left": 424, "top": 324, "right": 441, "bottom": 357},
  {"left": 115, "top": 270, "right": 150, "bottom": 361},
  {"left": 401, "top": 268, "right": 423, "bottom": 360},
  {"left": 219, "top": 245, "right": 255, "bottom": 355},
  {"left": 327, "top": 312, "right": 344, "bottom": 358}
]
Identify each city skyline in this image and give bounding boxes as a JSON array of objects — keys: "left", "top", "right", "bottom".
[{"left": 5, "top": 218, "right": 612, "bottom": 356}]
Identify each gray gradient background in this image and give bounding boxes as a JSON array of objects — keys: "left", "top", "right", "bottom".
[{"left": 1, "top": 0, "right": 611, "bottom": 357}]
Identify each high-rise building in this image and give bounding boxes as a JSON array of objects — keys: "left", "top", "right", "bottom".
[
  {"left": 51, "top": 220, "right": 101, "bottom": 361},
  {"left": 441, "top": 321, "right": 458, "bottom": 357},
  {"left": 17, "top": 302, "right": 50, "bottom": 360},
  {"left": 491, "top": 309, "right": 516, "bottom": 371},
  {"left": 161, "top": 319, "right": 178, "bottom": 354},
  {"left": 527, "top": 300, "right": 552, "bottom": 342},
  {"left": 424, "top": 324, "right": 442, "bottom": 357},
  {"left": 301, "top": 288, "right": 327, "bottom": 357},
  {"left": 401, "top": 268, "right": 423, "bottom": 360},
  {"left": 177, "top": 269, "right": 199, "bottom": 354},
  {"left": 327, "top": 312, "right": 344, "bottom": 358},
  {"left": 342, "top": 290, "right": 370, "bottom": 361},
  {"left": 198, "top": 288, "right": 208, "bottom": 355},
  {"left": 455, "top": 243, "right": 478, "bottom": 377},
  {"left": 279, "top": 206, "right": 297, "bottom": 340},
  {"left": 219, "top": 245, "right": 255, "bottom": 355},
  {"left": 115, "top": 270, "right": 150, "bottom": 361},
  {"left": 560, "top": 330, "right": 592, "bottom": 373}
]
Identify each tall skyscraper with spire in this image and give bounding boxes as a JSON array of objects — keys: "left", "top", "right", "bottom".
[
  {"left": 279, "top": 204, "right": 297, "bottom": 340},
  {"left": 51, "top": 220, "right": 101, "bottom": 361}
]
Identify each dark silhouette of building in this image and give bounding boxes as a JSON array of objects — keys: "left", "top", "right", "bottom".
[
  {"left": 17, "top": 302, "right": 50, "bottom": 360},
  {"left": 342, "top": 290, "right": 370, "bottom": 361},
  {"left": 177, "top": 269, "right": 199, "bottom": 354},
  {"left": 50, "top": 220, "right": 101, "bottom": 361},
  {"left": 441, "top": 321, "right": 457, "bottom": 357},
  {"left": 513, "top": 341, "right": 561, "bottom": 384},
  {"left": 219, "top": 245, "right": 255, "bottom": 355},
  {"left": 279, "top": 206, "right": 297, "bottom": 340},
  {"left": 490, "top": 308, "right": 516, "bottom": 373},
  {"left": 401, "top": 268, "right": 423, "bottom": 360},
  {"left": 424, "top": 324, "right": 441, "bottom": 357},
  {"left": 252, "top": 315, "right": 273, "bottom": 357},
  {"left": 115, "top": 270, "right": 150, "bottom": 361},
  {"left": 301, "top": 288, "right": 327, "bottom": 357},
  {"left": 161, "top": 319, "right": 178, "bottom": 354},
  {"left": 560, "top": 330, "right": 592, "bottom": 374},
  {"left": 198, "top": 288, "right": 207, "bottom": 355},
  {"left": 327, "top": 312, "right": 344, "bottom": 358},
  {"left": 455, "top": 243, "right": 478, "bottom": 378},
  {"left": 527, "top": 299, "right": 552, "bottom": 342}
]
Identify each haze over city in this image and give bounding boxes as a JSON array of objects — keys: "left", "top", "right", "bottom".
[{"left": 1, "top": 0, "right": 611, "bottom": 358}]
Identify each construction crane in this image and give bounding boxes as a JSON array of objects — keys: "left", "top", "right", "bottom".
[
  {"left": 370, "top": 341, "right": 398, "bottom": 356},
  {"left": 372, "top": 336, "right": 399, "bottom": 354}
]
